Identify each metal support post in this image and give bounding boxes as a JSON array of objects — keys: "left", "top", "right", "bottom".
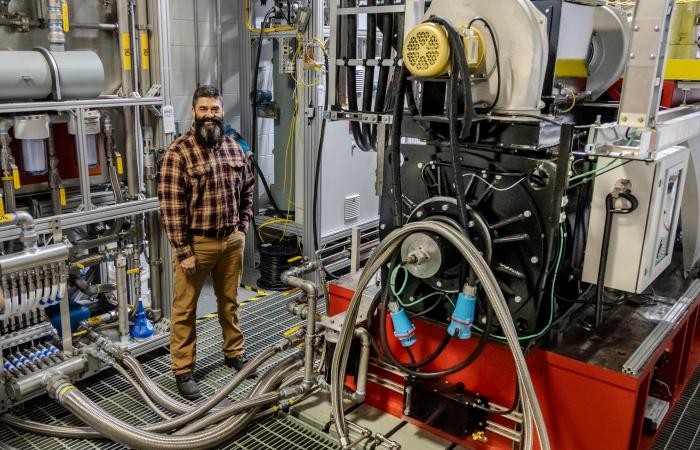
[
  {"left": 350, "top": 227, "right": 360, "bottom": 273},
  {"left": 618, "top": 0, "right": 675, "bottom": 130},
  {"left": 116, "top": 256, "right": 130, "bottom": 344},
  {"left": 59, "top": 277, "right": 73, "bottom": 355}
]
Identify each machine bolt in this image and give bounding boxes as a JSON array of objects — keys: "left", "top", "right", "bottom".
[
  {"left": 404, "top": 408, "right": 411, "bottom": 415},
  {"left": 621, "top": 115, "right": 628, "bottom": 122},
  {"left": 649, "top": 54, "right": 656, "bottom": 60},
  {"left": 654, "top": 25, "right": 660, "bottom": 32},
  {"left": 416, "top": 211, "right": 423, "bottom": 218},
  {"left": 530, "top": 256, "right": 539, "bottom": 264},
  {"left": 380, "top": 224, "right": 386, "bottom": 230},
  {"left": 481, "top": 317, "right": 487, "bottom": 324},
  {"left": 514, "top": 296, "right": 522, "bottom": 303},
  {"left": 629, "top": 53, "right": 635, "bottom": 60},
  {"left": 442, "top": 205, "right": 449, "bottom": 211},
  {"left": 436, "top": 281, "right": 443, "bottom": 288},
  {"left": 523, "top": 210, "right": 532, "bottom": 218},
  {"left": 633, "top": 25, "right": 639, "bottom": 31},
  {"left": 417, "top": 162, "right": 423, "bottom": 169},
  {"left": 638, "top": 117, "right": 645, "bottom": 123}
]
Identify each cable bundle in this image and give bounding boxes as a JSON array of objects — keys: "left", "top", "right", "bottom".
[{"left": 258, "top": 242, "right": 301, "bottom": 290}]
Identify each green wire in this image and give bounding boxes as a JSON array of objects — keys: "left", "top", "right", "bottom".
[
  {"left": 474, "top": 223, "right": 566, "bottom": 341},
  {"left": 390, "top": 263, "right": 455, "bottom": 308},
  {"left": 398, "top": 291, "right": 455, "bottom": 308},
  {"left": 569, "top": 159, "right": 617, "bottom": 182}
]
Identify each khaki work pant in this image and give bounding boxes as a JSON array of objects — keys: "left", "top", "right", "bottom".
[{"left": 170, "top": 232, "right": 245, "bottom": 375}]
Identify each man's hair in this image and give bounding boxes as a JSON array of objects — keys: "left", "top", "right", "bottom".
[{"left": 192, "top": 85, "right": 222, "bottom": 108}]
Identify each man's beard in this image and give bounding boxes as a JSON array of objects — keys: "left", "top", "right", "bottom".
[{"left": 194, "top": 117, "right": 224, "bottom": 148}]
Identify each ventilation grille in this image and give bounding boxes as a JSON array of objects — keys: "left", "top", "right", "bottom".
[
  {"left": 344, "top": 194, "right": 360, "bottom": 222},
  {"left": 405, "top": 31, "right": 441, "bottom": 71}
]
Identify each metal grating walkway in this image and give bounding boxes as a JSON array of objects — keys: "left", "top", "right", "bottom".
[
  {"left": 0, "top": 289, "right": 340, "bottom": 450},
  {"left": 653, "top": 366, "right": 700, "bottom": 450}
]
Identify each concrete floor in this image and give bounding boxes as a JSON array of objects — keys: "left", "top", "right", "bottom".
[{"left": 196, "top": 278, "right": 259, "bottom": 318}]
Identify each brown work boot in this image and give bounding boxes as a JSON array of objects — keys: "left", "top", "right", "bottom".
[
  {"left": 224, "top": 354, "right": 258, "bottom": 378},
  {"left": 175, "top": 372, "right": 201, "bottom": 400}
]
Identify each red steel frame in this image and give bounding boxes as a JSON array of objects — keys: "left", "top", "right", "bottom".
[{"left": 329, "top": 282, "right": 700, "bottom": 450}]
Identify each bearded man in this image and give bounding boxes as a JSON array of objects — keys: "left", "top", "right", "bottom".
[{"left": 158, "top": 85, "right": 255, "bottom": 399}]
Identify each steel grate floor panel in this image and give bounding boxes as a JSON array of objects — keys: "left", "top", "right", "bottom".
[
  {"left": 0, "top": 289, "right": 339, "bottom": 449},
  {"left": 653, "top": 365, "right": 700, "bottom": 450}
]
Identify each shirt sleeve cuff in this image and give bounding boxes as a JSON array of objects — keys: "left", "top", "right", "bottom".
[
  {"left": 173, "top": 245, "right": 194, "bottom": 262},
  {"left": 237, "top": 220, "right": 249, "bottom": 233}
]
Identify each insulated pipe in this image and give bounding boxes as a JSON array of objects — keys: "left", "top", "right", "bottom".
[
  {"left": 281, "top": 262, "right": 319, "bottom": 387},
  {"left": 111, "top": 363, "right": 170, "bottom": 420},
  {"left": 351, "top": 327, "right": 370, "bottom": 403},
  {"left": 115, "top": 256, "right": 129, "bottom": 343}
]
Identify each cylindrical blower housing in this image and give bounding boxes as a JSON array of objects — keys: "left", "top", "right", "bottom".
[{"left": 0, "top": 50, "right": 104, "bottom": 101}]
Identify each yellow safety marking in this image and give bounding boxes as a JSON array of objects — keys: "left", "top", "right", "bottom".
[
  {"left": 72, "top": 330, "right": 87, "bottom": 337},
  {"left": 12, "top": 168, "right": 20, "bottom": 190},
  {"left": 287, "top": 256, "right": 302, "bottom": 264},
  {"left": 87, "top": 316, "right": 102, "bottom": 325},
  {"left": 665, "top": 59, "right": 700, "bottom": 81},
  {"left": 0, "top": 196, "right": 5, "bottom": 216},
  {"left": 59, "top": 385, "right": 75, "bottom": 397},
  {"left": 75, "top": 263, "right": 85, "bottom": 270},
  {"left": 283, "top": 325, "right": 301, "bottom": 336},
  {"left": 61, "top": 2, "right": 69, "bottom": 32},
  {"left": 121, "top": 33, "right": 132, "bottom": 70},
  {"left": 126, "top": 268, "right": 141, "bottom": 275},
  {"left": 554, "top": 59, "right": 588, "bottom": 78},
  {"left": 282, "top": 288, "right": 300, "bottom": 297},
  {"left": 59, "top": 187, "right": 67, "bottom": 207},
  {"left": 0, "top": 214, "right": 14, "bottom": 222},
  {"left": 242, "top": 284, "right": 268, "bottom": 296},
  {"left": 140, "top": 32, "right": 150, "bottom": 70},
  {"left": 116, "top": 156, "right": 124, "bottom": 175}
]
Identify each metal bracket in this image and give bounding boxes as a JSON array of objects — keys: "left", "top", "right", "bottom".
[{"left": 50, "top": 218, "right": 62, "bottom": 242}]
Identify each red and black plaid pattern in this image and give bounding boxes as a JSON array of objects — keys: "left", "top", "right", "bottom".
[{"left": 158, "top": 131, "right": 254, "bottom": 262}]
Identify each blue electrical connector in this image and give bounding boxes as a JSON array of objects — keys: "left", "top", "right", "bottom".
[
  {"left": 131, "top": 297, "right": 154, "bottom": 340},
  {"left": 390, "top": 304, "right": 416, "bottom": 347},
  {"left": 448, "top": 287, "right": 477, "bottom": 340}
]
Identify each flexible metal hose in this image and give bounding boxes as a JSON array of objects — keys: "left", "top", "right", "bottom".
[
  {"left": 51, "top": 354, "right": 305, "bottom": 449},
  {"left": 0, "top": 414, "right": 101, "bottom": 439},
  {"left": 175, "top": 357, "right": 304, "bottom": 434},
  {"left": 121, "top": 346, "right": 277, "bottom": 428},
  {"left": 112, "top": 363, "right": 171, "bottom": 420},
  {"left": 330, "top": 221, "right": 550, "bottom": 450}
]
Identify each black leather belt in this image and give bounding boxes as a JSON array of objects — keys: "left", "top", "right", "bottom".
[{"left": 188, "top": 226, "right": 237, "bottom": 238}]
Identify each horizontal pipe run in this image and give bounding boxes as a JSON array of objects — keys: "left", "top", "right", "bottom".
[{"left": 10, "top": 356, "right": 86, "bottom": 399}]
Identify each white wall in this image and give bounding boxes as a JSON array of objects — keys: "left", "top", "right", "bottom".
[
  {"left": 167, "top": 0, "right": 275, "bottom": 184},
  {"left": 168, "top": 0, "right": 240, "bottom": 135}
]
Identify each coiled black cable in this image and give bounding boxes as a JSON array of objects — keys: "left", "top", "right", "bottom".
[{"left": 258, "top": 243, "right": 301, "bottom": 290}]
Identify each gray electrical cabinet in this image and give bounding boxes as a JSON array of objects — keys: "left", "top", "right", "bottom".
[{"left": 582, "top": 146, "right": 689, "bottom": 293}]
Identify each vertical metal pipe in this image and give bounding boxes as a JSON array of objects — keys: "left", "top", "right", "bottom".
[
  {"left": 142, "top": 127, "right": 162, "bottom": 320},
  {"left": 193, "top": 0, "right": 200, "bottom": 86},
  {"left": 216, "top": 0, "right": 223, "bottom": 93},
  {"left": 74, "top": 109, "right": 92, "bottom": 211},
  {"left": 116, "top": 256, "right": 130, "bottom": 344},
  {"left": 47, "top": 0, "right": 65, "bottom": 52},
  {"left": 47, "top": 123, "right": 62, "bottom": 215}
]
